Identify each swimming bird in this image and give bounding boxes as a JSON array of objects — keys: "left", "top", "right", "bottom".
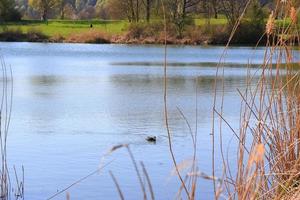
[{"left": 146, "top": 136, "right": 156, "bottom": 143}]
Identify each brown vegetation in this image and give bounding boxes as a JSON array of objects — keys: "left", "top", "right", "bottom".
[
  {"left": 0, "top": 29, "right": 48, "bottom": 42},
  {"left": 64, "top": 30, "right": 110, "bottom": 43},
  {"left": 0, "top": 28, "right": 48, "bottom": 42}
]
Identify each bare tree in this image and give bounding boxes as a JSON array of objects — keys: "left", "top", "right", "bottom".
[
  {"left": 167, "top": 0, "right": 201, "bottom": 37},
  {"left": 211, "top": 0, "right": 218, "bottom": 18},
  {"left": 136, "top": 0, "right": 139, "bottom": 22},
  {"left": 129, "top": 0, "right": 135, "bottom": 22},
  {"left": 59, "top": 0, "right": 67, "bottom": 19},
  {"left": 28, "top": 0, "right": 60, "bottom": 21},
  {"left": 146, "top": 0, "right": 151, "bottom": 22},
  {"left": 219, "top": 0, "right": 248, "bottom": 26},
  {"left": 103, "top": 0, "right": 138, "bottom": 22}
]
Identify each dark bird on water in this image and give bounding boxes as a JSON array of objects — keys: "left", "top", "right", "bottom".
[{"left": 146, "top": 136, "right": 156, "bottom": 142}]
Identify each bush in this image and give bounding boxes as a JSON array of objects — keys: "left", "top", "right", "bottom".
[
  {"left": 126, "top": 21, "right": 176, "bottom": 39},
  {"left": 27, "top": 28, "right": 48, "bottom": 42},
  {"left": 5, "top": 9, "right": 22, "bottom": 21},
  {"left": 77, "top": 6, "right": 96, "bottom": 20},
  {"left": 0, "top": 28, "right": 48, "bottom": 42},
  {"left": 65, "top": 30, "right": 110, "bottom": 43},
  {"left": 184, "top": 26, "right": 206, "bottom": 44},
  {"left": 0, "top": 28, "right": 25, "bottom": 41},
  {"left": 172, "top": 16, "right": 195, "bottom": 38},
  {"left": 208, "top": 25, "right": 230, "bottom": 44},
  {"left": 232, "top": 22, "right": 266, "bottom": 44},
  {"left": 211, "top": 0, "right": 268, "bottom": 45},
  {"left": 0, "top": 0, "right": 22, "bottom": 21}
]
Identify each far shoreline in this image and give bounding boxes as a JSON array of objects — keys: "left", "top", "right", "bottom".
[{"left": 0, "top": 36, "right": 267, "bottom": 46}]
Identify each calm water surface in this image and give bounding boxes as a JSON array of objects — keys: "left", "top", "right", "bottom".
[{"left": 1, "top": 42, "right": 298, "bottom": 199}]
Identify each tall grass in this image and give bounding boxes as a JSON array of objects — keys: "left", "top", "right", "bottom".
[
  {"left": 161, "top": 0, "right": 300, "bottom": 199},
  {"left": 0, "top": 56, "right": 24, "bottom": 199},
  {"left": 210, "top": 0, "right": 300, "bottom": 199}
]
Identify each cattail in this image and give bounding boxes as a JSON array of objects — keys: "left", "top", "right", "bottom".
[
  {"left": 66, "top": 192, "right": 70, "bottom": 200},
  {"left": 266, "top": 11, "right": 275, "bottom": 35},
  {"left": 249, "top": 143, "right": 265, "bottom": 165},
  {"left": 290, "top": 6, "right": 297, "bottom": 24}
]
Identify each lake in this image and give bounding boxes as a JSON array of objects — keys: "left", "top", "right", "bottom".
[{"left": 1, "top": 43, "right": 298, "bottom": 199}]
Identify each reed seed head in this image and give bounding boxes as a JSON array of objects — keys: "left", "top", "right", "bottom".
[
  {"left": 290, "top": 7, "right": 297, "bottom": 24},
  {"left": 280, "top": 0, "right": 287, "bottom": 4},
  {"left": 249, "top": 143, "right": 265, "bottom": 165},
  {"left": 266, "top": 11, "right": 275, "bottom": 35}
]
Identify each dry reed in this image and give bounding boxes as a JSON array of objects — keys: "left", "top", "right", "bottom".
[
  {"left": 0, "top": 55, "right": 24, "bottom": 200},
  {"left": 212, "top": 0, "right": 300, "bottom": 199}
]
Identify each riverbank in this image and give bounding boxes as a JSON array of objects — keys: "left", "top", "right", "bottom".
[
  {"left": 0, "top": 29, "right": 219, "bottom": 45},
  {"left": 1, "top": 19, "right": 298, "bottom": 45},
  {"left": 0, "top": 28, "right": 258, "bottom": 45},
  {"left": 0, "top": 18, "right": 253, "bottom": 45},
  {"left": 0, "top": 24, "right": 217, "bottom": 45}
]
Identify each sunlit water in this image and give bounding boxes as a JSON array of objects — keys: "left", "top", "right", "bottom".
[{"left": 0, "top": 42, "right": 298, "bottom": 199}]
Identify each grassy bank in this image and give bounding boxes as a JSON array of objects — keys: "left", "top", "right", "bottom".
[
  {"left": 0, "top": 18, "right": 229, "bottom": 44},
  {"left": 1, "top": 19, "right": 127, "bottom": 37},
  {"left": 0, "top": 17, "right": 298, "bottom": 45}
]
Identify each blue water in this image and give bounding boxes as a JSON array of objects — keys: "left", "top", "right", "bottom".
[{"left": 0, "top": 42, "right": 296, "bottom": 199}]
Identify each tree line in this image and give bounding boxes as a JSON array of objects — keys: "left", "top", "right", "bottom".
[
  {"left": 1, "top": 0, "right": 299, "bottom": 42},
  {"left": 1, "top": 0, "right": 277, "bottom": 22}
]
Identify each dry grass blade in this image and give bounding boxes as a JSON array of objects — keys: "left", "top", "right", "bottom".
[
  {"left": 66, "top": 192, "right": 70, "bottom": 200},
  {"left": 219, "top": 1, "right": 300, "bottom": 198},
  {"left": 47, "top": 144, "right": 129, "bottom": 199},
  {"left": 126, "top": 145, "right": 147, "bottom": 200},
  {"left": 47, "top": 160, "right": 114, "bottom": 200},
  {"left": 159, "top": 0, "right": 190, "bottom": 199},
  {"left": 109, "top": 171, "right": 125, "bottom": 200},
  {"left": 140, "top": 162, "right": 155, "bottom": 200},
  {"left": 0, "top": 55, "right": 24, "bottom": 200}
]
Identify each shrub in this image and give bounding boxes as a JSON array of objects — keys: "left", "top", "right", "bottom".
[
  {"left": 231, "top": 0, "right": 268, "bottom": 44},
  {"left": 0, "top": 0, "right": 21, "bottom": 21},
  {"left": 0, "top": 27, "right": 48, "bottom": 42},
  {"left": 183, "top": 26, "right": 202, "bottom": 44},
  {"left": 65, "top": 30, "right": 110, "bottom": 43},
  {"left": 0, "top": 28, "right": 25, "bottom": 41},
  {"left": 125, "top": 21, "right": 176, "bottom": 40},
  {"left": 77, "top": 6, "right": 96, "bottom": 20},
  {"left": 5, "top": 9, "right": 22, "bottom": 21},
  {"left": 209, "top": 25, "right": 231, "bottom": 44},
  {"left": 27, "top": 28, "right": 48, "bottom": 42},
  {"left": 172, "top": 15, "right": 195, "bottom": 38},
  {"left": 49, "top": 34, "right": 65, "bottom": 42}
]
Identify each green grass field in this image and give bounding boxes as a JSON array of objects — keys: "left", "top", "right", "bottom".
[
  {"left": 1, "top": 20, "right": 128, "bottom": 37},
  {"left": 0, "top": 18, "right": 229, "bottom": 38},
  {"left": 194, "top": 16, "right": 228, "bottom": 26}
]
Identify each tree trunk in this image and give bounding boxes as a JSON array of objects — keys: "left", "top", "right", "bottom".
[
  {"left": 61, "top": 10, "right": 65, "bottom": 20},
  {"left": 136, "top": 0, "right": 139, "bottom": 22},
  {"left": 182, "top": 0, "right": 187, "bottom": 19},
  {"left": 212, "top": 0, "right": 218, "bottom": 18},
  {"left": 146, "top": 0, "right": 150, "bottom": 22},
  {"left": 60, "top": 1, "right": 66, "bottom": 20},
  {"left": 42, "top": 8, "right": 47, "bottom": 21},
  {"left": 129, "top": 0, "right": 135, "bottom": 22}
]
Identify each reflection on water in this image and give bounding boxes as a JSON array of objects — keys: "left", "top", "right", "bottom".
[
  {"left": 30, "top": 75, "right": 64, "bottom": 86},
  {"left": 0, "top": 42, "right": 297, "bottom": 199}
]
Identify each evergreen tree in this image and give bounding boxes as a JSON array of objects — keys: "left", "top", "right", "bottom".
[{"left": 0, "top": 0, "right": 21, "bottom": 21}]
